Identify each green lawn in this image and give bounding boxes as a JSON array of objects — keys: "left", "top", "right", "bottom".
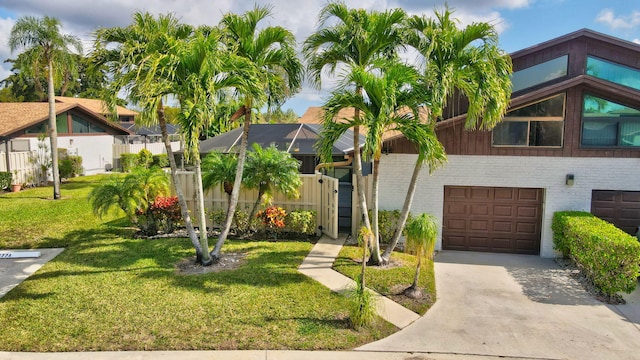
[
  {"left": 333, "top": 245, "right": 436, "bottom": 314},
  {"left": 0, "top": 176, "right": 396, "bottom": 351}
]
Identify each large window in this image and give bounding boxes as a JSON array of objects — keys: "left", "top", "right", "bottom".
[
  {"left": 71, "top": 114, "right": 106, "bottom": 134},
  {"left": 586, "top": 56, "right": 640, "bottom": 91},
  {"left": 24, "top": 113, "right": 70, "bottom": 134},
  {"left": 492, "top": 94, "right": 565, "bottom": 147},
  {"left": 511, "top": 55, "right": 568, "bottom": 92},
  {"left": 582, "top": 94, "right": 640, "bottom": 147}
]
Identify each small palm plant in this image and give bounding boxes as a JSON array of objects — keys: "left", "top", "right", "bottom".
[
  {"left": 347, "top": 226, "right": 377, "bottom": 329},
  {"left": 403, "top": 213, "right": 438, "bottom": 299}
]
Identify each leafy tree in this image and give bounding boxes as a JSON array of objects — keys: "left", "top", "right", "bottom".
[
  {"left": 244, "top": 143, "right": 302, "bottom": 222},
  {"left": 402, "top": 213, "right": 438, "bottom": 299},
  {"left": 304, "top": 2, "right": 407, "bottom": 265},
  {"left": 381, "top": 7, "right": 512, "bottom": 261},
  {"left": 212, "top": 5, "right": 302, "bottom": 261},
  {"left": 9, "top": 16, "right": 82, "bottom": 199}
]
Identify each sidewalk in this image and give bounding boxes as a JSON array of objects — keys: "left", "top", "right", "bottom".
[{"left": 298, "top": 234, "right": 420, "bottom": 329}]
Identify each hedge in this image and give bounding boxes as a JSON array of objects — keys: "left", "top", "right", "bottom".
[
  {"left": 0, "top": 172, "right": 11, "bottom": 190},
  {"left": 120, "top": 153, "right": 137, "bottom": 172},
  {"left": 552, "top": 211, "right": 640, "bottom": 295},
  {"left": 368, "top": 209, "right": 412, "bottom": 244}
]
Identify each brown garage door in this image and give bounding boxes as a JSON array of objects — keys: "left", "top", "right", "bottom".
[
  {"left": 443, "top": 186, "right": 542, "bottom": 255},
  {"left": 591, "top": 190, "right": 640, "bottom": 235}
]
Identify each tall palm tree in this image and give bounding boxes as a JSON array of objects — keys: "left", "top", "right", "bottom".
[
  {"left": 244, "top": 143, "right": 302, "bottom": 221},
  {"left": 303, "top": 2, "right": 407, "bottom": 265},
  {"left": 212, "top": 5, "right": 302, "bottom": 261},
  {"left": 402, "top": 213, "right": 438, "bottom": 299},
  {"left": 319, "top": 61, "right": 446, "bottom": 265},
  {"left": 93, "top": 13, "right": 209, "bottom": 263},
  {"left": 9, "top": 16, "right": 82, "bottom": 199},
  {"left": 381, "top": 7, "right": 513, "bottom": 262}
]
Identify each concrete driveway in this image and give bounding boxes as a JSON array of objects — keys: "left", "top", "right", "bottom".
[{"left": 358, "top": 251, "right": 640, "bottom": 360}]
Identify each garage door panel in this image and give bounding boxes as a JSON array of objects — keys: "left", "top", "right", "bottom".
[
  {"left": 494, "top": 188, "right": 515, "bottom": 200},
  {"left": 517, "top": 206, "right": 538, "bottom": 218},
  {"left": 470, "top": 204, "right": 489, "bottom": 216},
  {"left": 493, "top": 205, "right": 514, "bottom": 217},
  {"left": 621, "top": 192, "right": 640, "bottom": 202},
  {"left": 492, "top": 221, "right": 513, "bottom": 233},
  {"left": 443, "top": 186, "right": 542, "bottom": 255}
]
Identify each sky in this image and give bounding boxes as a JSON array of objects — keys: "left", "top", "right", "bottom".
[{"left": 0, "top": 0, "right": 639, "bottom": 116}]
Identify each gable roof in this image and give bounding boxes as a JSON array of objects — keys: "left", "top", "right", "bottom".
[
  {"left": 0, "top": 102, "right": 131, "bottom": 137},
  {"left": 55, "top": 96, "right": 138, "bottom": 117},
  {"left": 198, "top": 123, "right": 362, "bottom": 155}
]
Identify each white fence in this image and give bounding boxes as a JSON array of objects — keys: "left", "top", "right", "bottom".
[
  {"left": 113, "top": 142, "right": 182, "bottom": 160},
  {"left": 0, "top": 151, "right": 41, "bottom": 185}
]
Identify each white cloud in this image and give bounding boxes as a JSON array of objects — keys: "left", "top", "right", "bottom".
[
  {"left": 596, "top": 8, "right": 640, "bottom": 30},
  {"left": 634, "top": 39, "right": 640, "bottom": 44}
]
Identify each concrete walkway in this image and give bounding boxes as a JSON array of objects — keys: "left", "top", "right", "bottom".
[
  {"left": 359, "top": 251, "right": 640, "bottom": 360},
  {"left": 0, "top": 248, "right": 64, "bottom": 298},
  {"left": 298, "top": 234, "right": 420, "bottom": 328}
]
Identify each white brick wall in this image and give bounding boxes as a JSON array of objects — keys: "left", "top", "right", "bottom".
[{"left": 379, "top": 154, "right": 640, "bottom": 257}]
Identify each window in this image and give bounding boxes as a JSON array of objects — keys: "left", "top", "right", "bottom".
[
  {"left": 56, "top": 113, "right": 68, "bottom": 134},
  {"left": 511, "top": 55, "right": 568, "bottom": 92},
  {"left": 586, "top": 56, "right": 640, "bottom": 91},
  {"left": 492, "top": 94, "right": 565, "bottom": 147},
  {"left": 582, "top": 94, "right": 640, "bottom": 147},
  {"left": 71, "top": 114, "right": 106, "bottom": 134}
]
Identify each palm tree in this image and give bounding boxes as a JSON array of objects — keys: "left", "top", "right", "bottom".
[
  {"left": 318, "top": 60, "right": 446, "bottom": 266},
  {"left": 402, "top": 213, "right": 438, "bottom": 299},
  {"left": 202, "top": 151, "right": 239, "bottom": 213},
  {"left": 303, "top": 2, "right": 407, "bottom": 265},
  {"left": 9, "top": 16, "right": 82, "bottom": 199},
  {"left": 380, "top": 7, "right": 513, "bottom": 262},
  {"left": 89, "top": 167, "right": 170, "bottom": 222},
  {"left": 212, "top": 5, "right": 302, "bottom": 261},
  {"left": 244, "top": 143, "right": 302, "bottom": 222},
  {"left": 93, "top": 13, "right": 209, "bottom": 263}
]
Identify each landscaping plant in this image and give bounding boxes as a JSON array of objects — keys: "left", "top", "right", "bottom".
[
  {"left": 257, "top": 206, "right": 287, "bottom": 240},
  {"left": 403, "top": 213, "right": 438, "bottom": 299}
]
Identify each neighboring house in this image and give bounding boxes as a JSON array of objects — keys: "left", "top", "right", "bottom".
[
  {"left": 0, "top": 102, "right": 131, "bottom": 177},
  {"left": 377, "top": 29, "right": 640, "bottom": 257}
]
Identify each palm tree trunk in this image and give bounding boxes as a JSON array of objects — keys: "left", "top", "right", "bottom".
[
  {"left": 212, "top": 104, "right": 250, "bottom": 260},
  {"left": 194, "top": 155, "right": 212, "bottom": 264},
  {"left": 368, "top": 156, "right": 383, "bottom": 265},
  {"left": 248, "top": 191, "right": 264, "bottom": 226},
  {"left": 412, "top": 255, "right": 422, "bottom": 289},
  {"left": 157, "top": 101, "right": 206, "bottom": 263},
  {"left": 48, "top": 60, "right": 61, "bottom": 200},
  {"left": 382, "top": 157, "right": 423, "bottom": 262}
]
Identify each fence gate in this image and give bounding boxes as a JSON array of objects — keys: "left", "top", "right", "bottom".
[{"left": 318, "top": 174, "right": 339, "bottom": 239}]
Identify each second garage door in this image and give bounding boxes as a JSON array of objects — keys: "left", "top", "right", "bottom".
[
  {"left": 591, "top": 190, "right": 640, "bottom": 235},
  {"left": 443, "top": 186, "right": 542, "bottom": 255}
]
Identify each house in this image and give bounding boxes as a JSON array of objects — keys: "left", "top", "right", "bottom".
[
  {"left": 0, "top": 101, "right": 132, "bottom": 178},
  {"left": 377, "top": 29, "right": 640, "bottom": 257}
]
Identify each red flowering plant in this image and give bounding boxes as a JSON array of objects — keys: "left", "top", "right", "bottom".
[
  {"left": 256, "top": 206, "right": 287, "bottom": 240},
  {"left": 136, "top": 196, "right": 181, "bottom": 235}
]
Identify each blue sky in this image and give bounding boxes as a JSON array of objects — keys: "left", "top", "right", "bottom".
[{"left": 0, "top": 0, "right": 639, "bottom": 115}]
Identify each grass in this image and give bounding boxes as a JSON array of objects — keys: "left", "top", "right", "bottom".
[
  {"left": 333, "top": 245, "right": 436, "bottom": 314},
  {"left": 0, "top": 176, "right": 396, "bottom": 351}
]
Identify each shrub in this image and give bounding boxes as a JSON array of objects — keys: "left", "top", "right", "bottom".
[
  {"left": 257, "top": 206, "right": 287, "bottom": 240},
  {"left": 151, "top": 154, "right": 169, "bottom": 168},
  {"left": 286, "top": 210, "right": 317, "bottom": 235},
  {"left": 59, "top": 156, "right": 83, "bottom": 178},
  {"left": 368, "top": 209, "right": 412, "bottom": 244},
  {"left": 137, "top": 149, "right": 154, "bottom": 168},
  {"left": 137, "top": 196, "right": 182, "bottom": 235},
  {"left": 347, "top": 277, "right": 377, "bottom": 329},
  {"left": 0, "top": 172, "right": 11, "bottom": 190},
  {"left": 552, "top": 211, "right": 640, "bottom": 296},
  {"left": 120, "top": 153, "right": 137, "bottom": 172}
]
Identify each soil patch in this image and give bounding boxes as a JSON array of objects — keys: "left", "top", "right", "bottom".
[
  {"left": 176, "top": 252, "right": 247, "bottom": 275},
  {"left": 554, "top": 257, "right": 625, "bottom": 304}
]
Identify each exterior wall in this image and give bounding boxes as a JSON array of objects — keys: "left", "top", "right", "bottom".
[
  {"left": 378, "top": 153, "right": 640, "bottom": 258},
  {"left": 28, "top": 135, "right": 116, "bottom": 175}
]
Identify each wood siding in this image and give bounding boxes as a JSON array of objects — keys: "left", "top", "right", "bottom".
[{"left": 386, "top": 31, "right": 640, "bottom": 159}]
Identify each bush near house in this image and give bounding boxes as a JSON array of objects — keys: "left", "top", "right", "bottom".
[
  {"left": 0, "top": 172, "right": 11, "bottom": 190},
  {"left": 152, "top": 154, "right": 169, "bottom": 168},
  {"left": 120, "top": 153, "right": 137, "bottom": 172},
  {"left": 59, "top": 156, "right": 83, "bottom": 178},
  {"left": 369, "top": 209, "right": 413, "bottom": 244},
  {"left": 552, "top": 211, "right": 640, "bottom": 296}
]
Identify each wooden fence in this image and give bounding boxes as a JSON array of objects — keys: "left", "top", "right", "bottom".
[{"left": 0, "top": 151, "right": 41, "bottom": 185}]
